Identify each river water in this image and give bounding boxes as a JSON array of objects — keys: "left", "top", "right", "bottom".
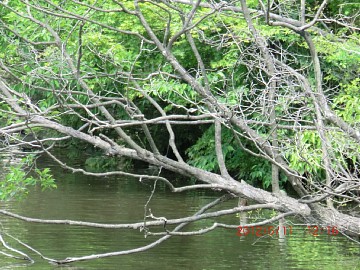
[{"left": 0, "top": 152, "right": 359, "bottom": 269}]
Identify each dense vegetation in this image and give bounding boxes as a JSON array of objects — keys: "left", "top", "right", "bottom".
[{"left": 0, "top": 0, "right": 359, "bottom": 264}]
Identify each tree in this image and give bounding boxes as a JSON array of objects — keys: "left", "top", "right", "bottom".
[{"left": 0, "top": 0, "right": 359, "bottom": 265}]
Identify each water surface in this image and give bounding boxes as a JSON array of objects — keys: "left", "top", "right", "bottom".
[{"left": 0, "top": 152, "right": 359, "bottom": 269}]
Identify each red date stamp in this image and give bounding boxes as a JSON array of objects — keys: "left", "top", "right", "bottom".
[
  {"left": 307, "top": 225, "right": 338, "bottom": 236},
  {"left": 236, "top": 226, "right": 292, "bottom": 237}
]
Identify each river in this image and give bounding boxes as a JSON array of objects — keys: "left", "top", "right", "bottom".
[{"left": 0, "top": 151, "right": 359, "bottom": 269}]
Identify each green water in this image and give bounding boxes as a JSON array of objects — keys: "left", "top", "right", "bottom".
[{"left": 0, "top": 153, "right": 359, "bottom": 269}]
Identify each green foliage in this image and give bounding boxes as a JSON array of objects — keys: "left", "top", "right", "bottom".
[
  {"left": 145, "top": 79, "right": 199, "bottom": 111},
  {"left": 287, "top": 131, "right": 323, "bottom": 176},
  {"left": 0, "top": 157, "right": 56, "bottom": 201},
  {"left": 287, "top": 127, "right": 360, "bottom": 181},
  {"left": 333, "top": 79, "right": 360, "bottom": 123},
  {"left": 318, "top": 33, "right": 360, "bottom": 85},
  {"left": 249, "top": 162, "right": 273, "bottom": 189},
  {"left": 186, "top": 125, "right": 281, "bottom": 189},
  {"left": 0, "top": 102, "right": 15, "bottom": 126},
  {"left": 1, "top": 0, "right": 358, "bottom": 196}
]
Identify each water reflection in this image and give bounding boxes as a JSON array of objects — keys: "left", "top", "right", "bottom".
[
  {"left": 0, "top": 153, "right": 359, "bottom": 269},
  {"left": 0, "top": 148, "right": 24, "bottom": 175}
]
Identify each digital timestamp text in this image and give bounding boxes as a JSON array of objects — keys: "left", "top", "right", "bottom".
[
  {"left": 307, "top": 225, "right": 339, "bottom": 236},
  {"left": 236, "top": 225, "right": 339, "bottom": 237},
  {"left": 237, "top": 226, "right": 292, "bottom": 237}
]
